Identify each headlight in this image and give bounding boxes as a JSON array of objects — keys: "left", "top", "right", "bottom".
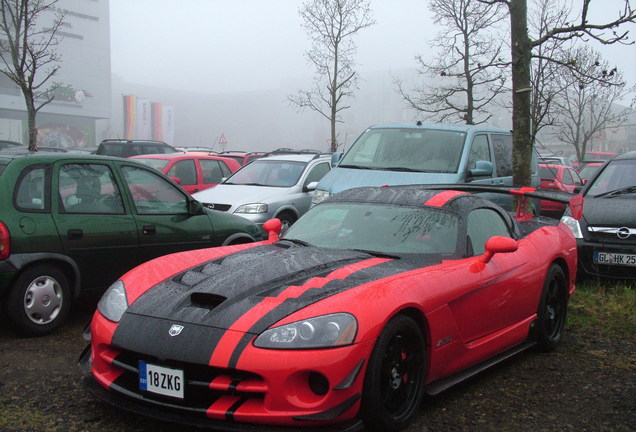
[
  {"left": 97, "top": 280, "right": 128, "bottom": 322},
  {"left": 235, "top": 203, "right": 267, "bottom": 214},
  {"left": 311, "top": 189, "right": 330, "bottom": 205},
  {"left": 254, "top": 313, "right": 357, "bottom": 349},
  {"left": 560, "top": 215, "right": 583, "bottom": 239}
]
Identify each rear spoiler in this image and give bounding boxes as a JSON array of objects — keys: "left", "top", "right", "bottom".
[{"left": 393, "top": 184, "right": 584, "bottom": 221}]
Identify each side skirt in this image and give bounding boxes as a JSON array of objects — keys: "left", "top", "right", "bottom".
[{"left": 424, "top": 341, "right": 536, "bottom": 396}]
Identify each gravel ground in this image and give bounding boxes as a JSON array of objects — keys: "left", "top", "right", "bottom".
[{"left": 0, "top": 294, "right": 634, "bottom": 432}]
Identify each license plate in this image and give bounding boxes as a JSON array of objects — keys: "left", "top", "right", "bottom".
[
  {"left": 139, "top": 361, "right": 184, "bottom": 399},
  {"left": 593, "top": 251, "right": 636, "bottom": 267}
]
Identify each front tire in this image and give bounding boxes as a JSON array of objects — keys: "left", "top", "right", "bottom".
[
  {"left": 276, "top": 212, "right": 297, "bottom": 232},
  {"left": 5, "top": 264, "right": 71, "bottom": 337},
  {"left": 535, "top": 264, "right": 568, "bottom": 352},
  {"left": 360, "top": 315, "right": 426, "bottom": 432}
]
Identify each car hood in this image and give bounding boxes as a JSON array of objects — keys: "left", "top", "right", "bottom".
[
  {"left": 581, "top": 195, "right": 636, "bottom": 227},
  {"left": 111, "top": 243, "right": 416, "bottom": 364},
  {"left": 318, "top": 167, "right": 462, "bottom": 194},
  {"left": 193, "top": 183, "right": 297, "bottom": 206}
]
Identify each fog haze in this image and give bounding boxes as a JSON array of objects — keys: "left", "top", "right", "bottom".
[
  {"left": 107, "top": 0, "right": 635, "bottom": 151},
  {"left": 110, "top": 0, "right": 634, "bottom": 94},
  {"left": 110, "top": 0, "right": 435, "bottom": 94}
]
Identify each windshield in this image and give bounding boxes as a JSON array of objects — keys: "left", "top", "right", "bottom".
[
  {"left": 587, "top": 159, "right": 636, "bottom": 197},
  {"left": 283, "top": 202, "right": 459, "bottom": 255},
  {"left": 578, "top": 164, "right": 601, "bottom": 179},
  {"left": 339, "top": 128, "right": 466, "bottom": 173},
  {"left": 225, "top": 160, "right": 306, "bottom": 187}
]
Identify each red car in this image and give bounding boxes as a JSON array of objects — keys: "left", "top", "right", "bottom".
[
  {"left": 130, "top": 153, "right": 241, "bottom": 194},
  {"left": 538, "top": 164, "right": 583, "bottom": 217},
  {"left": 79, "top": 185, "right": 579, "bottom": 432}
]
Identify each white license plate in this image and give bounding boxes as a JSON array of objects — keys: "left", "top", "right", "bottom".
[
  {"left": 593, "top": 251, "right": 636, "bottom": 267},
  {"left": 139, "top": 361, "right": 184, "bottom": 399}
]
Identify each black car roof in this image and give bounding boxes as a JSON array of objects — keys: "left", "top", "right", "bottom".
[
  {"left": 325, "top": 185, "right": 501, "bottom": 212},
  {"left": 613, "top": 151, "right": 636, "bottom": 161}
]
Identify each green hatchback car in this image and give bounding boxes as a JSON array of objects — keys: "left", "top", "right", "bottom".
[{"left": 0, "top": 152, "right": 263, "bottom": 336}]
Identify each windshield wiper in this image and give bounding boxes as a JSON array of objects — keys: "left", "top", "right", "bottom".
[
  {"left": 352, "top": 249, "right": 400, "bottom": 259},
  {"left": 336, "top": 164, "right": 373, "bottom": 170},
  {"left": 280, "top": 238, "right": 312, "bottom": 247},
  {"left": 593, "top": 185, "right": 636, "bottom": 198},
  {"left": 379, "top": 166, "right": 426, "bottom": 172}
]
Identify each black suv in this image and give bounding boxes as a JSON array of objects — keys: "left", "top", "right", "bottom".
[
  {"left": 561, "top": 151, "right": 636, "bottom": 280},
  {"left": 96, "top": 139, "right": 178, "bottom": 158}
]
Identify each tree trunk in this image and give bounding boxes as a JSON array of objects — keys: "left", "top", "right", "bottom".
[
  {"left": 23, "top": 88, "right": 38, "bottom": 152},
  {"left": 509, "top": 0, "right": 532, "bottom": 188}
]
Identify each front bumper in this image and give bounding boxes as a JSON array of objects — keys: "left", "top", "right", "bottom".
[
  {"left": 576, "top": 239, "right": 636, "bottom": 280},
  {"left": 80, "top": 371, "right": 363, "bottom": 432},
  {"left": 80, "top": 313, "right": 374, "bottom": 430}
]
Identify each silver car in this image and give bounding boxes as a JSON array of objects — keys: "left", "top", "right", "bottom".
[{"left": 192, "top": 153, "right": 331, "bottom": 231}]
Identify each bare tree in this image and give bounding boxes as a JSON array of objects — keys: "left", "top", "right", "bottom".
[
  {"left": 0, "top": 0, "right": 64, "bottom": 151},
  {"left": 527, "top": 0, "right": 573, "bottom": 147},
  {"left": 397, "top": 0, "right": 508, "bottom": 125},
  {"left": 480, "top": 0, "right": 635, "bottom": 190},
  {"left": 289, "top": 0, "right": 375, "bottom": 152},
  {"left": 551, "top": 46, "right": 634, "bottom": 161}
]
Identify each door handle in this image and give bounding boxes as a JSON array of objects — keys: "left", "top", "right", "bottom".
[
  {"left": 67, "top": 229, "right": 83, "bottom": 240},
  {"left": 143, "top": 225, "right": 156, "bottom": 235}
]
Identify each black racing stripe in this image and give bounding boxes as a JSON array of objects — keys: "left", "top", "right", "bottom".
[
  {"left": 227, "top": 259, "right": 412, "bottom": 368},
  {"left": 112, "top": 314, "right": 226, "bottom": 365},
  {"left": 225, "top": 397, "right": 248, "bottom": 421}
]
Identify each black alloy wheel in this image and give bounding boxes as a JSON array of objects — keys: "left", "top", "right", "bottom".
[
  {"left": 360, "top": 315, "right": 426, "bottom": 432},
  {"left": 535, "top": 264, "right": 568, "bottom": 351}
]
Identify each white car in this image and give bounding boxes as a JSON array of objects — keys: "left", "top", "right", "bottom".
[{"left": 193, "top": 153, "right": 331, "bottom": 231}]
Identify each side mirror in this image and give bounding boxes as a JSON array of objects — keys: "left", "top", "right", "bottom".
[
  {"left": 303, "top": 181, "right": 318, "bottom": 192},
  {"left": 263, "top": 218, "right": 282, "bottom": 241},
  {"left": 469, "top": 160, "right": 493, "bottom": 177},
  {"left": 331, "top": 152, "right": 343, "bottom": 167},
  {"left": 188, "top": 199, "right": 204, "bottom": 215},
  {"left": 480, "top": 236, "right": 518, "bottom": 263}
]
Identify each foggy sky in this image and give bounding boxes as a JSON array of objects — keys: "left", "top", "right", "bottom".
[{"left": 109, "top": 0, "right": 635, "bottom": 98}]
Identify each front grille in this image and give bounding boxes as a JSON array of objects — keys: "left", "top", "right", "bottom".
[
  {"left": 202, "top": 203, "right": 231, "bottom": 212},
  {"left": 106, "top": 349, "right": 267, "bottom": 414},
  {"left": 587, "top": 226, "right": 636, "bottom": 243}
]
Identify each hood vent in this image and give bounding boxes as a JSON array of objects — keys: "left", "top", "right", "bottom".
[{"left": 190, "top": 292, "right": 227, "bottom": 309}]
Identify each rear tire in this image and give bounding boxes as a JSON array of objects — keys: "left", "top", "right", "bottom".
[
  {"left": 5, "top": 264, "right": 71, "bottom": 337},
  {"left": 535, "top": 264, "right": 568, "bottom": 352},
  {"left": 360, "top": 315, "right": 426, "bottom": 432}
]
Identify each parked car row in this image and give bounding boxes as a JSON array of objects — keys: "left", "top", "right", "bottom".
[
  {"left": 3, "top": 121, "right": 633, "bottom": 432},
  {"left": 0, "top": 151, "right": 262, "bottom": 336}
]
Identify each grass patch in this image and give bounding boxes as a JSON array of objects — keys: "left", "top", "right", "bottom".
[{"left": 568, "top": 279, "right": 635, "bottom": 335}]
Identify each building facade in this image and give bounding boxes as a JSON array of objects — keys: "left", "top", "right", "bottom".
[{"left": 0, "top": 0, "right": 111, "bottom": 149}]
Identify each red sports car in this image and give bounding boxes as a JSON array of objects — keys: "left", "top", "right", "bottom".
[{"left": 79, "top": 185, "right": 580, "bottom": 432}]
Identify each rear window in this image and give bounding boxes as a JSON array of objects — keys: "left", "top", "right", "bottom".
[
  {"left": 97, "top": 143, "right": 123, "bottom": 156},
  {"left": 539, "top": 166, "right": 558, "bottom": 180}
]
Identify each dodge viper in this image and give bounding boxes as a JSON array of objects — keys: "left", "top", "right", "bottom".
[{"left": 79, "top": 185, "right": 581, "bottom": 432}]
